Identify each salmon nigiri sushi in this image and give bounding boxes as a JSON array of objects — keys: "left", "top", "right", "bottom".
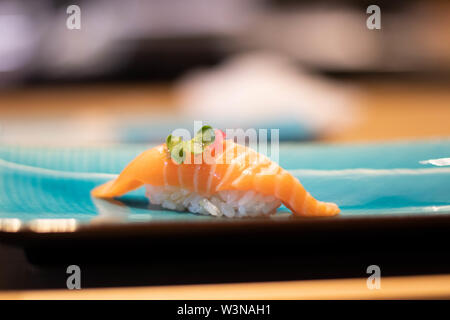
[{"left": 92, "top": 126, "right": 340, "bottom": 218}]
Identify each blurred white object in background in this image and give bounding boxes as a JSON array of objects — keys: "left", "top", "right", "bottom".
[{"left": 176, "top": 52, "right": 359, "bottom": 137}]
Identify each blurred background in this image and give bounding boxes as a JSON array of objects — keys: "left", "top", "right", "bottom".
[
  {"left": 0, "top": 0, "right": 450, "bottom": 298},
  {"left": 0, "top": 0, "right": 449, "bottom": 144}
]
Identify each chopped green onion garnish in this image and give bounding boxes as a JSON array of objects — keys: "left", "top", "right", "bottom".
[
  {"left": 195, "top": 125, "right": 215, "bottom": 146},
  {"left": 166, "top": 134, "right": 181, "bottom": 151},
  {"left": 165, "top": 125, "right": 216, "bottom": 164},
  {"left": 185, "top": 140, "right": 204, "bottom": 155},
  {"left": 170, "top": 142, "right": 186, "bottom": 164}
]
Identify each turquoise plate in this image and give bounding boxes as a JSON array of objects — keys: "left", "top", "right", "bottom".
[{"left": 0, "top": 139, "right": 449, "bottom": 238}]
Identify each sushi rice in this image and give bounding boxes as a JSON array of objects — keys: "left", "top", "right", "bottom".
[{"left": 145, "top": 185, "right": 281, "bottom": 218}]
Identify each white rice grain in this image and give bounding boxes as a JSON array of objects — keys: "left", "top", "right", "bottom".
[{"left": 144, "top": 185, "right": 281, "bottom": 218}]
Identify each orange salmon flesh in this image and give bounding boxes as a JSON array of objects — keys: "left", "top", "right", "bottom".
[{"left": 92, "top": 140, "right": 340, "bottom": 217}]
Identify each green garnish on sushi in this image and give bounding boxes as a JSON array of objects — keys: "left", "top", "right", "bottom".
[{"left": 166, "top": 125, "right": 216, "bottom": 164}]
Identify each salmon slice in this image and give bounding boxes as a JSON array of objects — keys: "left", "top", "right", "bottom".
[{"left": 92, "top": 140, "right": 340, "bottom": 217}]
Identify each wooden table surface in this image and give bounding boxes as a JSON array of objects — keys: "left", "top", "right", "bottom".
[
  {"left": 0, "top": 80, "right": 449, "bottom": 299},
  {"left": 0, "top": 274, "right": 449, "bottom": 300},
  {"left": 0, "top": 81, "right": 449, "bottom": 142}
]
